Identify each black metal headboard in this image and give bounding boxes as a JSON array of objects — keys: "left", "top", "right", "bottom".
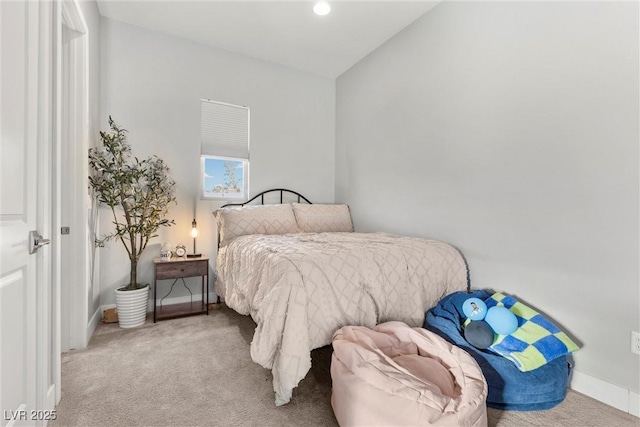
[
  {"left": 216, "top": 188, "right": 312, "bottom": 249},
  {"left": 220, "top": 188, "right": 312, "bottom": 208}
]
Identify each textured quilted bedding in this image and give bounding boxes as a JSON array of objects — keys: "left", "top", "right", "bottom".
[{"left": 215, "top": 232, "right": 468, "bottom": 405}]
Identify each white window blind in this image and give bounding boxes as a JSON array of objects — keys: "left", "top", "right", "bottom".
[{"left": 201, "top": 99, "right": 249, "bottom": 160}]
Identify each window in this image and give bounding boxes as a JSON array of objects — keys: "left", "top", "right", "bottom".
[
  {"left": 200, "top": 99, "right": 250, "bottom": 200},
  {"left": 202, "top": 156, "right": 247, "bottom": 199}
]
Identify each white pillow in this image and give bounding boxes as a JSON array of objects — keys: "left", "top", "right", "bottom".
[
  {"left": 216, "top": 204, "right": 299, "bottom": 247},
  {"left": 292, "top": 203, "right": 353, "bottom": 233}
]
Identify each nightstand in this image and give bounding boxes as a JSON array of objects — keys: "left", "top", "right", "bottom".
[{"left": 153, "top": 256, "right": 209, "bottom": 322}]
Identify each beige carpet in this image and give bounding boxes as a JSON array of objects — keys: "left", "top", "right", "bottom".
[{"left": 51, "top": 306, "right": 639, "bottom": 427}]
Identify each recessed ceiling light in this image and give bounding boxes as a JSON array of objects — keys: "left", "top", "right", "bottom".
[{"left": 313, "top": 1, "right": 331, "bottom": 16}]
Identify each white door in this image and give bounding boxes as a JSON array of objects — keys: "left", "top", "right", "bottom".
[{"left": 1, "top": 1, "right": 56, "bottom": 425}]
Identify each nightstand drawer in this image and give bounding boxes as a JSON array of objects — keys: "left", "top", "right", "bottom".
[{"left": 155, "top": 260, "right": 207, "bottom": 279}]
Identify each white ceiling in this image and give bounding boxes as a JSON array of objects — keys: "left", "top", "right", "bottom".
[{"left": 96, "top": 1, "right": 439, "bottom": 78}]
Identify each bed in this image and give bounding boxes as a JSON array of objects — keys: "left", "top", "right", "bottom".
[{"left": 214, "top": 189, "right": 469, "bottom": 406}]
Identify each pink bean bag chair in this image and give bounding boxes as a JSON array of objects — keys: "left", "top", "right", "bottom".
[{"left": 331, "top": 322, "right": 488, "bottom": 426}]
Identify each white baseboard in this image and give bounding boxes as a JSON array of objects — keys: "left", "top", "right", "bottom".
[
  {"left": 44, "top": 384, "right": 56, "bottom": 426},
  {"left": 571, "top": 369, "right": 639, "bottom": 417},
  {"left": 86, "top": 306, "right": 102, "bottom": 344},
  {"left": 630, "top": 391, "right": 640, "bottom": 418},
  {"left": 46, "top": 384, "right": 55, "bottom": 409}
]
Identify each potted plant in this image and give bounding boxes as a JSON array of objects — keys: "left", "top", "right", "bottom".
[{"left": 89, "top": 117, "right": 176, "bottom": 328}]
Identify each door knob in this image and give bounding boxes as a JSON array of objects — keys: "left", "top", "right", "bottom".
[{"left": 29, "top": 230, "right": 51, "bottom": 254}]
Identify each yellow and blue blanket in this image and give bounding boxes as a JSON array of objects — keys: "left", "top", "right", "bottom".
[{"left": 485, "top": 292, "right": 579, "bottom": 372}]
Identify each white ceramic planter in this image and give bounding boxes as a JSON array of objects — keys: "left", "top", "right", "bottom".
[{"left": 115, "top": 285, "right": 149, "bottom": 328}]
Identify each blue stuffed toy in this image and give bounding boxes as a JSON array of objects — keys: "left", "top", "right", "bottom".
[{"left": 462, "top": 296, "right": 517, "bottom": 349}]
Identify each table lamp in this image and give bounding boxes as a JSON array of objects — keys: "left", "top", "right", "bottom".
[{"left": 187, "top": 218, "right": 202, "bottom": 258}]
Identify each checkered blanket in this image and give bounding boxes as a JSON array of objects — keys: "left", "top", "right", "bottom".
[{"left": 485, "top": 293, "right": 579, "bottom": 372}]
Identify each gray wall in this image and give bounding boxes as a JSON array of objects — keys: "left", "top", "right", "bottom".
[
  {"left": 99, "top": 18, "right": 336, "bottom": 305},
  {"left": 337, "top": 1, "right": 639, "bottom": 396}
]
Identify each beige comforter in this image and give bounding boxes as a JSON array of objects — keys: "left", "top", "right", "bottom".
[{"left": 215, "top": 232, "right": 468, "bottom": 406}]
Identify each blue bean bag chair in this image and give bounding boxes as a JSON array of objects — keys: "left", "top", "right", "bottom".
[{"left": 423, "top": 289, "right": 571, "bottom": 411}]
